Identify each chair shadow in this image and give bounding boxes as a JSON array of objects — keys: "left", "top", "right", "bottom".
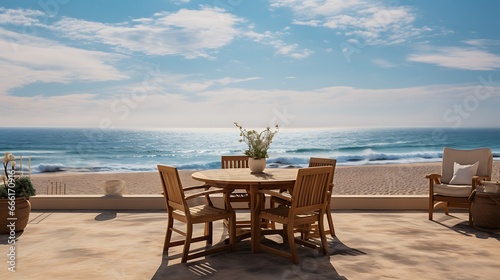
[
  {"left": 152, "top": 238, "right": 352, "bottom": 280},
  {"left": 432, "top": 215, "right": 500, "bottom": 240},
  {"left": 329, "top": 236, "right": 367, "bottom": 256}
]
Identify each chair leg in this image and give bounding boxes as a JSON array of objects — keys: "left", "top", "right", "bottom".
[
  {"left": 164, "top": 215, "right": 174, "bottom": 251},
  {"left": 428, "top": 197, "right": 434, "bottom": 221},
  {"left": 444, "top": 202, "right": 449, "bottom": 215},
  {"left": 205, "top": 221, "right": 213, "bottom": 245},
  {"left": 286, "top": 223, "right": 299, "bottom": 264},
  {"left": 318, "top": 214, "right": 329, "bottom": 256},
  {"left": 182, "top": 223, "right": 193, "bottom": 263},
  {"left": 325, "top": 210, "right": 335, "bottom": 238}
]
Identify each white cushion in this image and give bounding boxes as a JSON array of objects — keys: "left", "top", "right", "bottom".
[
  {"left": 434, "top": 184, "right": 472, "bottom": 197},
  {"left": 448, "top": 161, "right": 479, "bottom": 185}
]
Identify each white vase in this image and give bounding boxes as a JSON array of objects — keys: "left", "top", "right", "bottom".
[
  {"left": 103, "top": 180, "right": 126, "bottom": 197},
  {"left": 249, "top": 158, "right": 266, "bottom": 174}
]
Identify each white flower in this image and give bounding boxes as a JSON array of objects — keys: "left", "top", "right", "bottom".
[{"left": 2, "top": 152, "right": 10, "bottom": 164}]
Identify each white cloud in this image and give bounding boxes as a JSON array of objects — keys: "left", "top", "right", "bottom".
[
  {"left": 244, "top": 30, "right": 313, "bottom": 59},
  {"left": 4, "top": 82, "right": 498, "bottom": 128},
  {"left": 270, "top": 0, "right": 432, "bottom": 45},
  {"left": 49, "top": 8, "right": 242, "bottom": 59},
  {"left": 0, "top": 28, "right": 127, "bottom": 94},
  {"left": 1, "top": 7, "right": 310, "bottom": 60},
  {"left": 464, "top": 39, "right": 500, "bottom": 47},
  {"left": 0, "top": 7, "right": 44, "bottom": 26},
  {"left": 372, "top": 58, "right": 397, "bottom": 68},
  {"left": 179, "top": 76, "right": 262, "bottom": 92},
  {"left": 408, "top": 46, "right": 500, "bottom": 70}
]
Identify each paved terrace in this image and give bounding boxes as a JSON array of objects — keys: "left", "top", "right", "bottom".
[{"left": 1, "top": 209, "right": 499, "bottom": 280}]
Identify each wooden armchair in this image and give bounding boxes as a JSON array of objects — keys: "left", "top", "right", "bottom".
[
  {"left": 255, "top": 166, "right": 334, "bottom": 264},
  {"left": 426, "top": 147, "right": 492, "bottom": 226},
  {"left": 270, "top": 157, "right": 337, "bottom": 238},
  {"left": 157, "top": 165, "right": 235, "bottom": 263}
]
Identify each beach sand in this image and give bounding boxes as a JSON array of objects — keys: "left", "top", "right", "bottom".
[{"left": 29, "top": 162, "right": 500, "bottom": 196}]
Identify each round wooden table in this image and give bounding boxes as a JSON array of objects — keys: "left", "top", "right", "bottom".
[{"left": 192, "top": 168, "right": 298, "bottom": 253}]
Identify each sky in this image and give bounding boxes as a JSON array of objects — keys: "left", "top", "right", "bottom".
[{"left": 0, "top": 0, "right": 499, "bottom": 129}]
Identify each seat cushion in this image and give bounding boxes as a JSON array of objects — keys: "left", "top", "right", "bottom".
[
  {"left": 434, "top": 184, "right": 472, "bottom": 197},
  {"left": 449, "top": 161, "right": 479, "bottom": 185}
]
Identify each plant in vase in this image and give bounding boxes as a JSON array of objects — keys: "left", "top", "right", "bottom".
[
  {"left": 1, "top": 152, "right": 36, "bottom": 234},
  {"left": 234, "top": 122, "right": 279, "bottom": 173}
]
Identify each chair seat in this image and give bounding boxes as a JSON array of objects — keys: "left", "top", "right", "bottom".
[
  {"left": 173, "top": 204, "right": 230, "bottom": 221},
  {"left": 261, "top": 205, "right": 318, "bottom": 220},
  {"left": 434, "top": 184, "right": 472, "bottom": 197}
]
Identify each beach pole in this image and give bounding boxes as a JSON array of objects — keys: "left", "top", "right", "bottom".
[
  {"left": 20, "top": 155, "right": 23, "bottom": 176},
  {"left": 29, "top": 156, "right": 31, "bottom": 178}
]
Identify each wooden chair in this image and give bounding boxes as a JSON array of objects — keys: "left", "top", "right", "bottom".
[
  {"left": 270, "top": 157, "right": 337, "bottom": 238},
  {"left": 255, "top": 166, "right": 334, "bottom": 264},
  {"left": 221, "top": 155, "right": 250, "bottom": 169},
  {"left": 221, "top": 156, "right": 253, "bottom": 230},
  {"left": 157, "top": 164, "right": 235, "bottom": 263},
  {"left": 426, "top": 147, "right": 492, "bottom": 226}
]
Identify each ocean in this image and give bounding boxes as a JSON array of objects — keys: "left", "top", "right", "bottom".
[{"left": 0, "top": 127, "right": 499, "bottom": 174}]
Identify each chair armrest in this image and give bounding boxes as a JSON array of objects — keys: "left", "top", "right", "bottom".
[
  {"left": 183, "top": 184, "right": 213, "bottom": 192},
  {"left": 473, "top": 175, "right": 491, "bottom": 182},
  {"left": 472, "top": 175, "right": 492, "bottom": 189},
  {"left": 259, "top": 189, "right": 292, "bottom": 203},
  {"left": 184, "top": 189, "right": 227, "bottom": 201},
  {"left": 426, "top": 174, "right": 441, "bottom": 185}
]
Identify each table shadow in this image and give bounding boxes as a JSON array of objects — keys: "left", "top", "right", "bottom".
[{"left": 151, "top": 236, "right": 365, "bottom": 279}]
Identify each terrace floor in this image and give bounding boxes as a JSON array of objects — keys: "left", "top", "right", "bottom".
[{"left": 1, "top": 210, "right": 499, "bottom": 280}]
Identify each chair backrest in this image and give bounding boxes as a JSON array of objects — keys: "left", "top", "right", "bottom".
[
  {"left": 221, "top": 155, "right": 249, "bottom": 169},
  {"left": 290, "top": 166, "right": 334, "bottom": 215},
  {"left": 157, "top": 165, "right": 187, "bottom": 212},
  {"left": 441, "top": 147, "right": 493, "bottom": 184},
  {"left": 308, "top": 157, "right": 336, "bottom": 182}
]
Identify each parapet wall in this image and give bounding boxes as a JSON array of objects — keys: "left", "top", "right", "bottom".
[{"left": 29, "top": 195, "right": 429, "bottom": 210}]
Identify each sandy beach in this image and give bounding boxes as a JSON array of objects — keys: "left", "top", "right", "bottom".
[{"left": 29, "top": 162, "right": 500, "bottom": 196}]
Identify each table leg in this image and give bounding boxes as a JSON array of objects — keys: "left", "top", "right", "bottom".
[{"left": 250, "top": 184, "right": 258, "bottom": 253}]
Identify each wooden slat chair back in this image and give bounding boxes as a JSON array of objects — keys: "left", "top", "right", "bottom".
[
  {"left": 221, "top": 155, "right": 250, "bottom": 169},
  {"left": 157, "top": 164, "right": 235, "bottom": 263},
  {"left": 290, "top": 166, "right": 333, "bottom": 213},
  {"left": 159, "top": 165, "right": 186, "bottom": 213},
  {"left": 270, "top": 157, "right": 337, "bottom": 238},
  {"left": 306, "top": 157, "right": 337, "bottom": 238},
  {"left": 256, "top": 166, "right": 334, "bottom": 264}
]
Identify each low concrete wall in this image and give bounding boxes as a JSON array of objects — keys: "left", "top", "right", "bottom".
[{"left": 29, "top": 195, "right": 429, "bottom": 210}]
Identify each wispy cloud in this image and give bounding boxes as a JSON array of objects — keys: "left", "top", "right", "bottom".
[
  {"left": 179, "top": 76, "right": 262, "bottom": 92},
  {"left": 463, "top": 39, "right": 500, "bottom": 47},
  {"left": 372, "top": 58, "right": 398, "bottom": 68},
  {"left": 0, "top": 28, "right": 127, "bottom": 95},
  {"left": 0, "top": 7, "right": 44, "bottom": 26},
  {"left": 48, "top": 7, "right": 242, "bottom": 59},
  {"left": 408, "top": 45, "right": 500, "bottom": 70},
  {"left": 244, "top": 30, "right": 313, "bottom": 58},
  {"left": 270, "top": 0, "right": 433, "bottom": 45},
  {"left": 0, "top": 7, "right": 311, "bottom": 60}
]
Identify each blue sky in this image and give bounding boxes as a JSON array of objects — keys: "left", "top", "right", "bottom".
[{"left": 0, "top": 0, "right": 499, "bottom": 129}]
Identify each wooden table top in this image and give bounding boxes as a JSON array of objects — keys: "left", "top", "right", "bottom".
[{"left": 191, "top": 168, "right": 298, "bottom": 185}]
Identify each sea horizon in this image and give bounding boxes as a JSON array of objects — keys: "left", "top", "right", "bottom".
[{"left": 1, "top": 126, "right": 499, "bottom": 174}]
